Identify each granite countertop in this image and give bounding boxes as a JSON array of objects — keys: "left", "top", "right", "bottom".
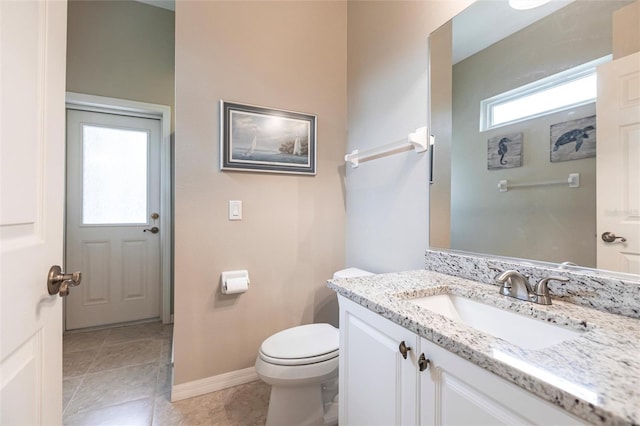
[{"left": 327, "top": 270, "right": 640, "bottom": 426}]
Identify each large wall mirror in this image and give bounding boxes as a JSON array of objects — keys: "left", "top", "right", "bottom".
[{"left": 429, "top": 0, "right": 639, "bottom": 276}]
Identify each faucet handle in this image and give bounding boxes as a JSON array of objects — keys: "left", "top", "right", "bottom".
[
  {"left": 558, "top": 261, "right": 577, "bottom": 270},
  {"left": 534, "top": 276, "right": 569, "bottom": 305},
  {"left": 488, "top": 265, "right": 502, "bottom": 279}
]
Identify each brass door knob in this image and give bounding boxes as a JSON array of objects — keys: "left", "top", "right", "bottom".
[{"left": 47, "top": 265, "right": 81, "bottom": 297}]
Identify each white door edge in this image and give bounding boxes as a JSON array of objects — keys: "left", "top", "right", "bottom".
[{"left": 65, "top": 92, "right": 173, "bottom": 325}]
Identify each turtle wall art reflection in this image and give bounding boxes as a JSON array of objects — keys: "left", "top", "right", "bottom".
[{"left": 550, "top": 115, "right": 596, "bottom": 162}]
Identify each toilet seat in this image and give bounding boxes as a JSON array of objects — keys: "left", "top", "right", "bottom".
[
  {"left": 259, "top": 348, "right": 338, "bottom": 366},
  {"left": 259, "top": 323, "right": 339, "bottom": 366}
]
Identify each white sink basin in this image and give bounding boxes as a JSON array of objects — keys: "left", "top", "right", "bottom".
[{"left": 409, "top": 294, "right": 583, "bottom": 350}]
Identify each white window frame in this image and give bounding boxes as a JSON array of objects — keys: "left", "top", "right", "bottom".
[{"left": 480, "top": 55, "right": 611, "bottom": 132}]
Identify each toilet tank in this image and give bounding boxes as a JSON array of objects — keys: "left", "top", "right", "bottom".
[{"left": 333, "top": 268, "right": 373, "bottom": 279}]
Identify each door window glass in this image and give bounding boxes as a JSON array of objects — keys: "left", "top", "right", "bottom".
[{"left": 82, "top": 125, "right": 148, "bottom": 224}]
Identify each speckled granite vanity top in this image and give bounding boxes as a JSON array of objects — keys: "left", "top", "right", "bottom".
[{"left": 328, "top": 270, "right": 640, "bottom": 426}]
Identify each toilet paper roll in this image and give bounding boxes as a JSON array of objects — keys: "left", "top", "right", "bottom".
[{"left": 222, "top": 277, "right": 248, "bottom": 294}]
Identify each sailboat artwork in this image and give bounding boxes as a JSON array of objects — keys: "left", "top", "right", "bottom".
[
  {"left": 220, "top": 101, "right": 317, "bottom": 175},
  {"left": 292, "top": 137, "right": 302, "bottom": 156},
  {"left": 243, "top": 134, "right": 257, "bottom": 156}
]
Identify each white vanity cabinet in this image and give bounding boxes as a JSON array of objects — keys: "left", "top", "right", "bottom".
[
  {"left": 338, "top": 296, "right": 588, "bottom": 426},
  {"left": 339, "top": 296, "right": 419, "bottom": 425},
  {"left": 418, "top": 336, "right": 587, "bottom": 425}
]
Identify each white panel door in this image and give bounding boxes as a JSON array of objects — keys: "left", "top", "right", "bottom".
[
  {"left": 597, "top": 52, "right": 640, "bottom": 274},
  {"left": 65, "top": 110, "right": 161, "bottom": 330},
  {"left": 0, "top": 0, "right": 67, "bottom": 423}
]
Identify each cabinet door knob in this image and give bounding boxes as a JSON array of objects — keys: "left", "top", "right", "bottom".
[
  {"left": 399, "top": 340, "right": 411, "bottom": 359},
  {"left": 418, "top": 353, "right": 431, "bottom": 371}
]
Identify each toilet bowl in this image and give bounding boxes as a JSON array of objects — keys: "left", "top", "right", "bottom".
[{"left": 255, "top": 268, "right": 373, "bottom": 426}]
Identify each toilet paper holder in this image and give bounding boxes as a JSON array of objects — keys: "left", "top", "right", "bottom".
[{"left": 220, "top": 270, "right": 250, "bottom": 294}]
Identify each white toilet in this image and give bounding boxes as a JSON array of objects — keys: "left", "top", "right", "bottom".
[{"left": 255, "top": 268, "right": 373, "bottom": 426}]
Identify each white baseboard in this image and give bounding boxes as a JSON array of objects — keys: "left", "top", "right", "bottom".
[{"left": 171, "top": 366, "right": 259, "bottom": 402}]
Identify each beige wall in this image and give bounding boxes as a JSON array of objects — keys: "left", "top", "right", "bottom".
[
  {"left": 345, "top": 1, "right": 470, "bottom": 273},
  {"left": 66, "top": 0, "right": 175, "bottom": 124},
  {"left": 428, "top": 21, "right": 453, "bottom": 250},
  {"left": 173, "top": 1, "right": 347, "bottom": 384},
  {"left": 613, "top": 0, "right": 640, "bottom": 58}
]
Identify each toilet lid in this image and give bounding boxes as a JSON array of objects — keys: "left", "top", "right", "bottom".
[{"left": 260, "top": 323, "right": 339, "bottom": 365}]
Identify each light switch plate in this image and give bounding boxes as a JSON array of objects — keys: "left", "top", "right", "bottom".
[{"left": 229, "top": 200, "right": 242, "bottom": 220}]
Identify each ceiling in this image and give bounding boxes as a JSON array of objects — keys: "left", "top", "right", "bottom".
[
  {"left": 133, "top": 0, "right": 576, "bottom": 63},
  {"left": 452, "top": 0, "right": 575, "bottom": 64},
  {"left": 135, "top": 0, "right": 175, "bottom": 12}
]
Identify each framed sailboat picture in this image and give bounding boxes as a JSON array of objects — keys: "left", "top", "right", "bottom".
[{"left": 220, "top": 101, "right": 317, "bottom": 175}]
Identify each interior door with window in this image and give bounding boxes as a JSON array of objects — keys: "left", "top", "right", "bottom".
[{"left": 65, "top": 110, "right": 162, "bottom": 330}]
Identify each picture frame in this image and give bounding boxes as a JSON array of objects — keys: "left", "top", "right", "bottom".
[
  {"left": 550, "top": 115, "right": 596, "bottom": 163},
  {"left": 487, "top": 132, "right": 523, "bottom": 170},
  {"left": 220, "top": 101, "right": 317, "bottom": 175}
]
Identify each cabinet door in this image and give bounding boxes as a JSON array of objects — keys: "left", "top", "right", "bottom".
[
  {"left": 339, "top": 297, "right": 418, "bottom": 426},
  {"left": 419, "top": 337, "right": 587, "bottom": 425}
]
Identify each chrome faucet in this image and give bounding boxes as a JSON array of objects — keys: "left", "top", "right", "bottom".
[
  {"left": 494, "top": 270, "right": 569, "bottom": 305},
  {"left": 495, "top": 270, "right": 532, "bottom": 301}
]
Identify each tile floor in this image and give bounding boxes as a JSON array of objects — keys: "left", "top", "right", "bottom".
[{"left": 63, "top": 321, "right": 270, "bottom": 425}]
